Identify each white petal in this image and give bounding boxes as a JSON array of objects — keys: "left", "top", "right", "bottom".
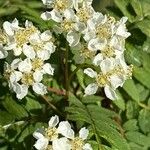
[
  {"left": 13, "top": 83, "right": 28, "bottom": 99},
  {"left": 10, "top": 71, "right": 22, "bottom": 83},
  {"left": 3, "top": 21, "right": 14, "bottom": 36},
  {"left": 93, "top": 53, "right": 103, "bottom": 66},
  {"left": 34, "top": 138, "right": 49, "bottom": 150},
  {"left": 18, "top": 58, "right": 32, "bottom": 73},
  {"left": 25, "top": 20, "right": 33, "bottom": 28},
  {"left": 83, "top": 143, "right": 93, "bottom": 150},
  {"left": 50, "top": 10, "right": 62, "bottom": 23},
  {"left": 48, "top": 115, "right": 59, "bottom": 128},
  {"left": 32, "top": 83, "right": 47, "bottom": 95},
  {"left": 42, "top": 0, "right": 53, "bottom": 5},
  {"left": 52, "top": 137, "right": 71, "bottom": 150},
  {"left": 64, "top": 9, "right": 76, "bottom": 20},
  {"left": 41, "top": 30, "right": 52, "bottom": 41},
  {"left": 110, "top": 75, "right": 125, "bottom": 89},
  {"left": 79, "top": 127, "right": 89, "bottom": 140},
  {"left": 41, "top": 12, "right": 51, "bottom": 20},
  {"left": 84, "top": 83, "right": 98, "bottom": 96},
  {"left": 4, "top": 43, "right": 16, "bottom": 51},
  {"left": 67, "top": 31, "right": 80, "bottom": 47},
  {"left": 42, "top": 63, "right": 54, "bottom": 75},
  {"left": 74, "top": 22, "right": 86, "bottom": 32},
  {"left": 33, "top": 132, "right": 44, "bottom": 140},
  {"left": 87, "top": 12, "right": 104, "bottom": 30},
  {"left": 13, "top": 47, "right": 22, "bottom": 56},
  {"left": 104, "top": 85, "right": 117, "bottom": 100},
  {"left": 84, "top": 68, "right": 97, "bottom": 78},
  {"left": 29, "top": 33, "right": 41, "bottom": 45},
  {"left": 83, "top": 31, "right": 96, "bottom": 42},
  {"left": 116, "top": 17, "right": 131, "bottom": 38},
  {"left": 11, "top": 58, "right": 21, "bottom": 69},
  {"left": 23, "top": 44, "right": 36, "bottom": 59},
  {"left": 37, "top": 50, "right": 51, "bottom": 60},
  {"left": 57, "top": 121, "right": 74, "bottom": 139},
  {"left": 11, "top": 18, "right": 20, "bottom": 30},
  {"left": 100, "top": 58, "right": 114, "bottom": 74},
  {"left": 33, "top": 70, "right": 43, "bottom": 82},
  {"left": 0, "top": 45, "right": 8, "bottom": 59},
  {"left": 44, "top": 42, "right": 56, "bottom": 53},
  {"left": 88, "top": 38, "right": 107, "bottom": 51}
]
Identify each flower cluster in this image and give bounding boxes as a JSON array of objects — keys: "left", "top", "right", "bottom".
[
  {"left": 33, "top": 115, "right": 92, "bottom": 150},
  {"left": 41, "top": 0, "right": 132, "bottom": 100},
  {"left": 0, "top": 19, "right": 56, "bottom": 99}
]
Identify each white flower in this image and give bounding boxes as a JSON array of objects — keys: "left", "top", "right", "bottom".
[
  {"left": 57, "top": 121, "right": 92, "bottom": 150},
  {"left": 84, "top": 58, "right": 131, "bottom": 100},
  {"left": 3, "top": 18, "right": 20, "bottom": 36},
  {"left": 114, "top": 17, "right": 131, "bottom": 38},
  {"left": 33, "top": 115, "right": 93, "bottom": 150},
  {"left": 33, "top": 115, "right": 59, "bottom": 150},
  {"left": 3, "top": 19, "right": 38, "bottom": 56},
  {"left": 5, "top": 56, "right": 54, "bottom": 99},
  {"left": 41, "top": 0, "right": 73, "bottom": 22}
]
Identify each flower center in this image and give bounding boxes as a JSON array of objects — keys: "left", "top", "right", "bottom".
[
  {"left": 21, "top": 73, "right": 34, "bottom": 85},
  {"left": 127, "top": 65, "right": 133, "bottom": 78},
  {"left": 80, "top": 47, "right": 96, "bottom": 59},
  {"left": 15, "top": 26, "right": 37, "bottom": 48},
  {"left": 71, "top": 137, "right": 84, "bottom": 150},
  {"left": 77, "top": 8, "right": 91, "bottom": 22},
  {"left": 54, "top": 0, "right": 70, "bottom": 11},
  {"left": 96, "top": 73, "right": 109, "bottom": 87},
  {"left": 45, "top": 127, "right": 58, "bottom": 141},
  {"left": 32, "top": 58, "right": 44, "bottom": 70},
  {"left": 101, "top": 46, "right": 115, "bottom": 58},
  {"left": 61, "top": 19, "right": 74, "bottom": 32},
  {"left": 46, "top": 145, "right": 53, "bottom": 150},
  {"left": 96, "top": 24, "right": 111, "bottom": 40},
  {"left": 0, "top": 30, "right": 7, "bottom": 44}
]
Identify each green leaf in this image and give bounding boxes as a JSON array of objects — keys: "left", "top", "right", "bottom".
[
  {"left": 123, "top": 79, "right": 140, "bottom": 102},
  {"left": 126, "top": 101, "right": 139, "bottom": 119},
  {"left": 113, "top": 90, "right": 125, "bottom": 111},
  {"left": 82, "top": 95, "right": 104, "bottom": 104},
  {"left": 129, "top": 142, "right": 146, "bottom": 150},
  {"left": 66, "top": 94, "right": 130, "bottom": 150},
  {"left": 125, "top": 43, "right": 142, "bottom": 67},
  {"left": 18, "top": 122, "right": 45, "bottom": 142},
  {"left": 125, "top": 131, "right": 150, "bottom": 147},
  {"left": 136, "top": 84, "right": 149, "bottom": 102},
  {"left": 136, "top": 18, "right": 150, "bottom": 37},
  {"left": 114, "top": 0, "right": 135, "bottom": 22},
  {"left": 140, "top": 0, "right": 150, "bottom": 17},
  {"left": 130, "top": 0, "right": 143, "bottom": 20},
  {"left": 2, "top": 97, "right": 28, "bottom": 120},
  {"left": 0, "top": 111, "right": 15, "bottom": 126},
  {"left": 24, "top": 97, "right": 42, "bottom": 113},
  {"left": 138, "top": 109, "right": 150, "bottom": 134},
  {"left": 123, "top": 119, "right": 139, "bottom": 131},
  {"left": 133, "top": 67, "right": 150, "bottom": 89}
]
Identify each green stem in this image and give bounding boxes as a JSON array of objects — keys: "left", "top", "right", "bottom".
[
  {"left": 42, "top": 96, "right": 64, "bottom": 117},
  {"left": 65, "top": 43, "right": 69, "bottom": 99},
  {"left": 138, "top": 102, "right": 150, "bottom": 110}
]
